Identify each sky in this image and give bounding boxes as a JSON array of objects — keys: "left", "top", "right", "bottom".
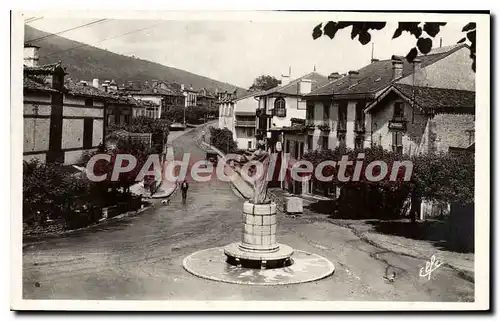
[{"left": 25, "top": 16, "right": 467, "bottom": 89}]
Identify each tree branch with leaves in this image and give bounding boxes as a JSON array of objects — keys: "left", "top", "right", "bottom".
[{"left": 312, "top": 21, "right": 476, "bottom": 71}]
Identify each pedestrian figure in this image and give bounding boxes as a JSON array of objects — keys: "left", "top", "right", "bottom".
[{"left": 180, "top": 179, "right": 189, "bottom": 204}]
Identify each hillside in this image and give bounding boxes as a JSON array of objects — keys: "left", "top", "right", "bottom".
[{"left": 24, "top": 25, "right": 245, "bottom": 93}]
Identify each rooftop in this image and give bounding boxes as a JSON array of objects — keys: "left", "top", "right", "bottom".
[
  {"left": 392, "top": 83, "right": 475, "bottom": 112},
  {"left": 256, "top": 71, "right": 329, "bottom": 97},
  {"left": 307, "top": 44, "right": 468, "bottom": 98}
]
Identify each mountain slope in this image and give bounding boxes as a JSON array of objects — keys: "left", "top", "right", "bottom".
[{"left": 24, "top": 25, "right": 245, "bottom": 92}]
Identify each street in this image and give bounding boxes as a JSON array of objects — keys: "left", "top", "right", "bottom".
[{"left": 23, "top": 125, "right": 474, "bottom": 301}]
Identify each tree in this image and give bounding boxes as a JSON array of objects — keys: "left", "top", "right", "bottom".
[
  {"left": 249, "top": 75, "right": 281, "bottom": 92},
  {"left": 312, "top": 21, "right": 476, "bottom": 71},
  {"left": 209, "top": 126, "right": 238, "bottom": 154}
]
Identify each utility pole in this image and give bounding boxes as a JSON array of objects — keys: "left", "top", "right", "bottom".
[{"left": 183, "top": 105, "right": 186, "bottom": 125}]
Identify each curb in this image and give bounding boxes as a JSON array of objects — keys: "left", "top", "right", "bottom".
[{"left": 23, "top": 203, "right": 155, "bottom": 247}]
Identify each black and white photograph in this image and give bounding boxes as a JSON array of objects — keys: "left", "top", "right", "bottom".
[{"left": 10, "top": 10, "right": 490, "bottom": 311}]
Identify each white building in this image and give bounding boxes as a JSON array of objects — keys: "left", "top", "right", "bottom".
[{"left": 218, "top": 91, "right": 260, "bottom": 150}]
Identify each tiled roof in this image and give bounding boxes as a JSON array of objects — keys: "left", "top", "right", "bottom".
[
  {"left": 256, "top": 72, "right": 328, "bottom": 97},
  {"left": 307, "top": 44, "right": 467, "bottom": 98},
  {"left": 218, "top": 90, "right": 259, "bottom": 103},
  {"left": 23, "top": 76, "right": 58, "bottom": 92},
  {"left": 24, "top": 63, "right": 65, "bottom": 75},
  {"left": 65, "top": 81, "right": 116, "bottom": 100},
  {"left": 392, "top": 83, "right": 475, "bottom": 112},
  {"left": 126, "top": 81, "right": 184, "bottom": 97}
]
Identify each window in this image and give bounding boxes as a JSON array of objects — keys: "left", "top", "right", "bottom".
[
  {"left": 338, "top": 102, "right": 347, "bottom": 131},
  {"left": 323, "top": 103, "right": 330, "bottom": 120},
  {"left": 247, "top": 127, "right": 254, "bottom": 137},
  {"left": 107, "top": 114, "right": 115, "bottom": 125},
  {"left": 306, "top": 103, "right": 314, "bottom": 123},
  {"left": 355, "top": 102, "right": 365, "bottom": 131},
  {"left": 392, "top": 131, "right": 403, "bottom": 153},
  {"left": 294, "top": 141, "right": 300, "bottom": 159},
  {"left": 274, "top": 97, "right": 286, "bottom": 117},
  {"left": 248, "top": 141, "right": 252, "bottom": 149},
  {"left": 337, "top": 132, "right": 346, "bottom": 149},
  {"left": 322, "top": 136, "right": 329, "bottom": 150},
  {"left": 393, "top": 102, "right": 404, "bottom": 120},
  {"left": 355, "top": 135, "right": 364, "bottom": 150},
  {"left": 307, "top": 135, "right": 313, "bottom": 151},
  {"left": 85, "top": 98, "right": 93, "bottom": 107},
  {"left": 466, "top": 129, "right": 475, "bottom": 145},
  {"left": 83, "top": 119, "right": 93, "bottom": 149}
]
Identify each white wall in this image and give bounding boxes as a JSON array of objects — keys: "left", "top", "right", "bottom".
[{"left": 398, "top": 46, "right": 475, "bottom": 91}]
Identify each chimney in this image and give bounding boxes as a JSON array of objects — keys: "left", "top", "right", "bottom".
[
  {"left": 109, "top": 80, "right": 118, "bottom": 91},
  {"left": 92, "top": 78, "right": 99, "bottom": 89},
  {"left": 371, "top": 58, "right": 379, "bottom": 63},
  {"left": 328, "top": 72, "right": 341, "bottom": 81},
  {"left": 299, "top": 78, "right": 312, "bottom": 95},
  {"left": 412, "top": 58, "right": 422, "bottom": 70},
  {"left": 102, "top": 83, "right": 109, "bottom": 92},
  {"left": 348, "top": 70, "right": 360, "bottom": 81},
  {"left": 23, "top": 44, "right": 40, "bottom": 67},
  {"left": 391, "top": 55, "right": 404, "bottom": 80},
  {"left": 181, "top": 84, "right": 185, "bottom": 91}
]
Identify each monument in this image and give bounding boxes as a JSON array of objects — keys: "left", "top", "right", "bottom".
[
  {"left": 183, "top": 141, "right": 335, "bottom": 285},
  {"left": 223, "top": 148, "right": 294, "bottom": 269}
]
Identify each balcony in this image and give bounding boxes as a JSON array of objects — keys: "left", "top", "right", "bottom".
[
  {"left": 317, "top": 121, "right": 331, "bottom": 132},
  {"left": 235, "top": 120, "right": 256, "bottom": 127},
  {"left": 388, "top": 118, "right": 407, "bottom": 131}
]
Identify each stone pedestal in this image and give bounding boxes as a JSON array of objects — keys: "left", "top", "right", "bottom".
[
  {"left": 224, "top": 201, "right": 293, "bottom": 269},
  {"left": 284, "top": 197, "right": 303, "bottom": 214}
]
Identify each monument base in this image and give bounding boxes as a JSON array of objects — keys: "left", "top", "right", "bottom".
[
  {"left": 224, "top": 242, "right": 294, "bottom": 269},
  {"left": 223, "top": 201, "right": 294, "bottom": 269}
]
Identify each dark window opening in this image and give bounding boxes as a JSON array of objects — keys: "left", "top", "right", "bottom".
[
  {"left": 83, "top": 118, "right": 93, "bottom": 149},
  {"left": 322, "top": 136, "right": 329, "bottom": 150},
  {"left": 307, "top": 135, "right": 313, "bottom": 151},
  {"left": 355, "top": 102, "right": 365, "bottom": 131},
  {"left": 85, "top": 98, "right": 93, "bottom": 107},
  {"left": 355, "top": 135, "right": 364, "bottom": 150},
  {"left": 338, "top": 102, "right": 347, "bottom": 131},
  {"left": 323, "top": 103, "right": 330, "bottom": 120},
  {"left": 393, "top": 102, "right": 404, "bottom": 121},
  {"left": 306, "top": 102, "right": 314, "bottom": 123},
  {"left": 337, "top": 132, "right": 346, "bottom": 149}
]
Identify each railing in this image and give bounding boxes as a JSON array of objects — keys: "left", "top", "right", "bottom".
[{"left": 235, "top": 120, "right": 256, "bottom": 127}]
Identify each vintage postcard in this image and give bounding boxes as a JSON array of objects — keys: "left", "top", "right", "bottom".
[{"left": 10, "top": 10, "right": 490, "bottom": 311}]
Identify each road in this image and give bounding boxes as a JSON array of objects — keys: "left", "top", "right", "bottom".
[{"left": 23, "top": 125, "right": 474, "bottom": 301}]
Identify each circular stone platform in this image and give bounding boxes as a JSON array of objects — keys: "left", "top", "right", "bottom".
[{"left": 183, "top": 247, "right": 335, "bottom": 285}]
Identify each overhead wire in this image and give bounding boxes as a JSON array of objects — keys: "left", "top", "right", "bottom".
[
  {"left": 25, "top": 18, "right": 107, "bottom": 44},
  {"left": 39, "top": 21, "right": 167, "bottom": 59}
]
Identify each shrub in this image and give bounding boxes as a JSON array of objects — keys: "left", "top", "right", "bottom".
[
  {"left": 162, "top": 106, "right": 217, "bottom": 124},
  {"left": 209, "top": 126, "right": 238, "bottom": 154},
  {"left": 302, "top": 146, "right": 474, "bottom": 219}
]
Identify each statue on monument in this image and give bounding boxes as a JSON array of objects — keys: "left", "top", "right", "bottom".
[{"left": 238, "top": 147, "right": 271, "bottom": 204}]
